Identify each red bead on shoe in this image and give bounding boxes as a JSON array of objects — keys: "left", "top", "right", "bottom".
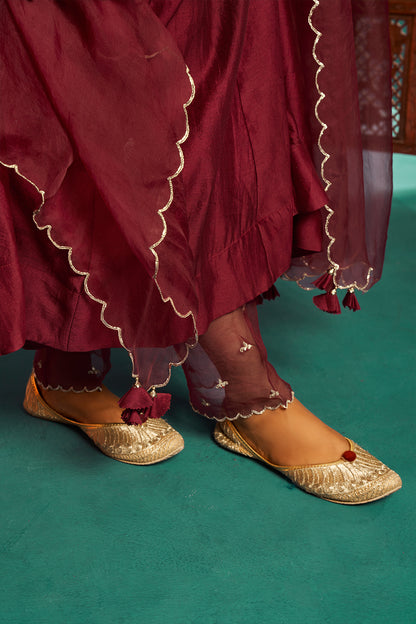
[{"left": 342, "top": 450, "right": 357, "bottom": 462}]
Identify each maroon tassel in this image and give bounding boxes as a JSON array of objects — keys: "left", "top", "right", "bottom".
[
  {"left": 313, "top": 270, "right": 335, "bottom": 291},
  {"left": 313, "top": 289, "right": 341, "bottom": 314},
  {"left": 119, "top": 386, "right": 171, "bottom": 425},
  {"left": 149, "top": 393, "right": 171, "bottom": 419},
  {"left": 121, "top": 410, "right": 146, "bottom": 426},
  {"left": 119, "top": 386, "right": 152, "bottom": 425},
  {"left": 254, "top": 294, "right": 264, "bottom": 305},
  {"left": 262, "top": 284, "right": 280, "bottom": 300},
  {"left": 343, "top": 288, "right": 361, "bottom": 311}
]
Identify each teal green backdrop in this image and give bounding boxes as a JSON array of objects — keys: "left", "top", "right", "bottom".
[{"left": 0, "top": 154, "right": 414, "bottom": 624}]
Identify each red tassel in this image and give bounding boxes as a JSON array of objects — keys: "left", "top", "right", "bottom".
[
  {"left": 313, "top": 289, "right": 341, "bottom": 314},
  {"left": 119, "top": 386, "right": 171, "bottom": 425},
  {"left": 254, "top": 294, "right": 264, "bottom": 305},
  {"left": 121, "top": 410, "right": 147, "bottom": 426},
  {"left": 119, "top": 386, "right": 152, "bottom": 425},
  {"left": 262, "top": 285, "right": 280, "bottom": 300},
  {"left": 149, "top": 393, "right": 171, "bottom": 420},
  {"left": 313, "top": 270, "right": 335, "bottom": 291},
  {"left": 119, "top": 386, "right": 152, "bottom": 410},
  {"left": 343, "top": 289, "right": 361, "bottom": 311}
]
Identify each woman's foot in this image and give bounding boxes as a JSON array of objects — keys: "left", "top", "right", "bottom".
[
  {"left": 214, "top": 416, "right": 402, "bottom": 504},
  {"left": 25, "top": 374, "right": 184, "bottom": 464},
  {"left": 233, "top": 398, "right": 350, "bottom": 466},
  {"left": 40, "top": 385, "right": 123, "bottom": 424}
]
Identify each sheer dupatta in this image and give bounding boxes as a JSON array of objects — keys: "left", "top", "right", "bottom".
[
  {"left": 0, "top": 0, "right": 392, "bottom": 422},
  {"left": 285, "top": 0, "right": 392, "bottom": 314}
]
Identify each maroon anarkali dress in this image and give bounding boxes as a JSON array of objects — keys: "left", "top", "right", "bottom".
[{"left": 0, "top": 0, "right": 392, "bottom": 422}]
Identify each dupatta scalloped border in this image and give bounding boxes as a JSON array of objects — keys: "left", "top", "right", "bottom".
[{"left": 0, "top": 66, "right": 197, "bottom": 390}]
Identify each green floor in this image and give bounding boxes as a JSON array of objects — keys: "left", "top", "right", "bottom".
[{"left": 1, "top": 154, "right": 415, "bottom": 624}]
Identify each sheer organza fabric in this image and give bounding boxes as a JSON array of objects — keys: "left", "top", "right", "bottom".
[
  {"left": 284, "top": 0, "right": 393, "bottom": 293},
  {"left": 35, "top": 303, "right": 294, "bottom": 421},
  {"left": 0, "top": 1, "right": 392, "bottom": 421}
]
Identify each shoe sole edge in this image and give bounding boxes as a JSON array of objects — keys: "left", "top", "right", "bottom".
[
  {"left": 213, "top": 423, "right": 402, "bottom": 505},
  {"left": 23, "top": 381, "right": 185, "bottom": 466}
]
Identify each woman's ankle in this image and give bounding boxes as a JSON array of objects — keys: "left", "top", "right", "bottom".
[
  {"left": 39, "top": 385, "right": 123, "bottom": 424},
  {"left": 233, "top": 399, "right": 349, "bottom": 466}
]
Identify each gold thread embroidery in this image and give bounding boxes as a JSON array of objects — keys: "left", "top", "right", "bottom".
[
  {"left": 308, "top": 1, "right": 339, "bottom": 285},
  {"left": 0, "top": 66, "right": 197, "bottom": 390},
  {"left": 308, "top": 0, "right": 373, "bottom": 292},
  {"left": 189, "top": 390, "right": 295, "bottom": 422},
  {"left": 0, "top": 161, "right": 133, "bottom": 356},
  {"left": 34, "top": 371, "right": 102, "bottom": 394},
  {"left": 284, "top": 1, "right": 374, "bottom": 294},
  {"left": 150, "top": 67, "right": 198, "bottom": 389}
]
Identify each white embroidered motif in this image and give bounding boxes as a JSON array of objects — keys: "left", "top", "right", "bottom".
[
  {"left": 215, "top": 379, "right": 229, "bottom": 389},
  {"left": 239, "top": 341, "right": 254, "bottom": 353}
]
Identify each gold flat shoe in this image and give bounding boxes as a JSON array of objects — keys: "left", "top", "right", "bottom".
[
  {"left": 23, "top": 372, "right": 184, "bottom": 465},
  {"left": 213, "top": 420, "right": 402, "bottom": 505}
]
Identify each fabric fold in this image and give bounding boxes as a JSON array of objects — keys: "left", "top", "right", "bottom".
[{"left": 0, "top": 0, "right": 392, "bottom": 417}]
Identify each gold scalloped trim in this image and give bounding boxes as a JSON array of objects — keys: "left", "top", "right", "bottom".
[
  {"left": 150, "top": 67, "right": 198, "bottom": 389},
  {"left": 35, "top": 373, "right": 102, "bottom": 394},
  {"left": 0, "top": 66, "right": 196, "bottom": 391},
  {"left": 284, "top": 0, "right": 373, "bottom": 293},
  {"left": 189, "top": 390, "right": 295, "bottom": 422}
]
